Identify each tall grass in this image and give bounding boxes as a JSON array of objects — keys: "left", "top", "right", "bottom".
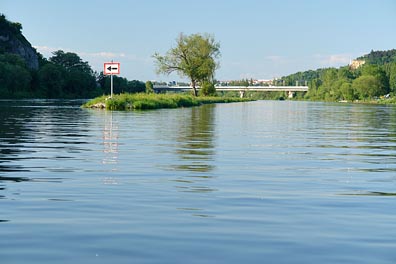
[{"left": 83, "top": 93, "right": 253, "bottom": 110}]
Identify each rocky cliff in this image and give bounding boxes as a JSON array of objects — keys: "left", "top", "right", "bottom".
[{"left": 0, "top": 14, "right": 39, "bottom": 70}]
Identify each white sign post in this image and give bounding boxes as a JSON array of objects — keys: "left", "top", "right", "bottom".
[{"left": 104, "top": 62, "right": 120, "bottom": 98}]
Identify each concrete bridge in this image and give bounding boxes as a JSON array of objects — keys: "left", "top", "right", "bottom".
[{"left": 153, "top": 85, "right": 309, "bottom": 98}]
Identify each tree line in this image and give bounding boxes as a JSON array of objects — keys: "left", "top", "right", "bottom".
[
  {"left": 0, "top": 49, "right": 146, "bottom": 98},
  {"left": 2, "top": 15, "right": 223, "bottom": 99}
]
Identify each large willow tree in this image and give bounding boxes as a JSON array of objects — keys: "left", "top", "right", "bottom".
[{"left": 153, "top": 33, "right": 220, "bottom": 96}]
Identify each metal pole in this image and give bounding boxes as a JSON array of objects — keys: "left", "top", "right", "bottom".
[
  {"left": 110, "top": 74, "right": 113, "bottom": 98},
  {"left": 110, "top": 59, "right": 114, "bottom": 98}
]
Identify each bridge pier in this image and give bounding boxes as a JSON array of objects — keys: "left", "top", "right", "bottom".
[
  {"left": 239, "top": 91, "right": 245, "bottom": 98},
  {"left": 287, "top": 91, "right": 295, "bottom": 98}
]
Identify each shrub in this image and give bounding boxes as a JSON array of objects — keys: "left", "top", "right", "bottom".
[{"left": 199, "top": 82, "right": 216, "bottom": 96}]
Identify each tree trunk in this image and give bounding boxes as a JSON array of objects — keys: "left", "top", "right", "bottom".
[{"left": 191, "top": 80, "right": 198, "bottom": 96}]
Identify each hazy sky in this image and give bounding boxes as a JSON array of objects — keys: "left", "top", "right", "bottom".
[{"left": 2, "top": 0, "right": 396, "bottom": 82}]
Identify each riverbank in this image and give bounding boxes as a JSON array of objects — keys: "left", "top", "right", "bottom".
[
  {"left": 82, "top": 93, "right": 254, "bottom": 110},
  {"left": 359, "top": 96, "right": 396, "bottom": 104},
  {"left": 335, "top": 96, "right": 396, "bottom": 105}
]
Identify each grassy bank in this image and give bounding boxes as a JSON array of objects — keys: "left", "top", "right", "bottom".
[{"left": 83, "top": 93, "right": 254, "bottom": 110}]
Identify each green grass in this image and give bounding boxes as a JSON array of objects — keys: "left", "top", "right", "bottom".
[{"left": 83, "top": 93, "right": 254, "bottom": 110}]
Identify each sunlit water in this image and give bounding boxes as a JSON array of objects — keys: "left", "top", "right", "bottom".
[{"left": 1, "top": 100, "right": 396, "bottom": 263}]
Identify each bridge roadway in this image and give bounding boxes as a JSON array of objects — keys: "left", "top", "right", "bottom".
[{"left": 153, "top": 85, "right": 308, "bottom": 92}]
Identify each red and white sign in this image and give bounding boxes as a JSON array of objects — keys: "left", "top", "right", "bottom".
[{"left": 104, "top": 62, "right": 120, "bottom": 75}]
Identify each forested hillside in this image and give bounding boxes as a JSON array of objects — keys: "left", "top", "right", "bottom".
[
  {"left": 357, "top": 49, "right": 396, "bottom": 65},
  {"left": 277, "top": 50, "right": 396, "bottom": 101},
  {"left": 0, "top": 15, "right": 145, "bottom": 99}
]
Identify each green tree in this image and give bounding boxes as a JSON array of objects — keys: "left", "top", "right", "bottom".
[
  {"left": 107, "top": 75, "right": 128, "bottom": 94},
  {"left": 49, "top": 50, "right": 96, "bottom": 97},
  {"left": 306, "top": 78, "right": 321, "bottom": 99},
  {"left": 359, "top": 64, "right": 389, "bottom": 94},
  {"left": 386, "top": 62, "right": 396, "bottom": 94},
  {"left": 99, "top": 76, "right": 145, "bottom": 95},
  {"left": 50, "top": 50, "right": 92, "bottom": 74},
  {"left": 38, "top": 63, "right": 66, "bottom": 98},
  {"left": 127, "top": 80, "right": 145, "bottom": 93},
  {"left": 199, "top": 81, "right": 216, "bottom": 96},
  {"left": 338, "top": 66, "right": 354, "bottom": 80},
  {"left": 352, "top": 75, "right": 383, "bottom": 99},
  {"left": 340, "top": 82, "right": 355, "bottom": 101},
  {"left": 145, "top": 81, "right": 154, "bottom": 93},
  {"left": 153, "top": 33, "right": 220, "bottom": 96},
  {"left": 0, "top": 53, "right": 32, "bottom": 97},
  {"left": 315, "top": 68, "right": 338, "bottom": 100}
]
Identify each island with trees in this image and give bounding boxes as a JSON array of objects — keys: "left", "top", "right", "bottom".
[{"left": 84, "top": 32, "right": 251, "bottom": 110}]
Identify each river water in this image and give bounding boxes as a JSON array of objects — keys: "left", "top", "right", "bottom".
[{"left": 1, "top": 99, "right": 396, "bottom": 263}]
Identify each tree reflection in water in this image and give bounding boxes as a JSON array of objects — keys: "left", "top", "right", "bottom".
[
  {"left": 174, "top": 104, "right": 216, "bottom": 173},
  {"left": 169, "top": 104, "right": 218, "bottom": 199},
  {"left": 176, "top": 105, "right": 214, "bottom": 173},
  {"left": 0, "top": 101, "right": 35, "bottom": 183}
]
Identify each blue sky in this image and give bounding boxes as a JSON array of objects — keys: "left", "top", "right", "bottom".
[{"left": 2, "top": 0, "right": 396, "bottom": 82}]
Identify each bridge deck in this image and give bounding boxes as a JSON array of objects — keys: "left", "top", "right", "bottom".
[{"left": 153, "top": 85, "right": 308, "bottom": 92}]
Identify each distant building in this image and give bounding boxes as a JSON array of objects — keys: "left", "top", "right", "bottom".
[
  {"left": 217, "top": 79, "right": 273, "bottom": 86},
  {"left": 253, "top": 79, "right": 273, "bottom": 86},
  {"left": 349, "top": 59, "right": 365, "bottom": 70}
]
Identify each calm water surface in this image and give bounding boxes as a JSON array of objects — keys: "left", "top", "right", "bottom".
[{"left": 1, "top": 100, "right": 396, "bottom": 263}]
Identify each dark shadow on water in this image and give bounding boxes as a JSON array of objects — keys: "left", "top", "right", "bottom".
[
  {"left": 177, "top": 208, "right": 215, "bottom": 218},
  {"left": 0, "top": 175, "right": 30, "bottom": 182},
  {"left": 0, "top": 164, "right": 30, "bottom": 173},
  {"left": 179, "top": 186, "right": 218, "bottom": 193},
  {"left": 0, "top": 100, "right": 91, "bottom": 179},
  {"left": 31, "top": 178, "right": 64, "bottom": 183},
  {"left": 341, "top": 191, "right": 396, "bottom": 196},
  {"left": 47, "top": 198, "right": 74, "bottom": 202},
  {"left": 173, "top": 164, "right": 216, "bottom": 173}
]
